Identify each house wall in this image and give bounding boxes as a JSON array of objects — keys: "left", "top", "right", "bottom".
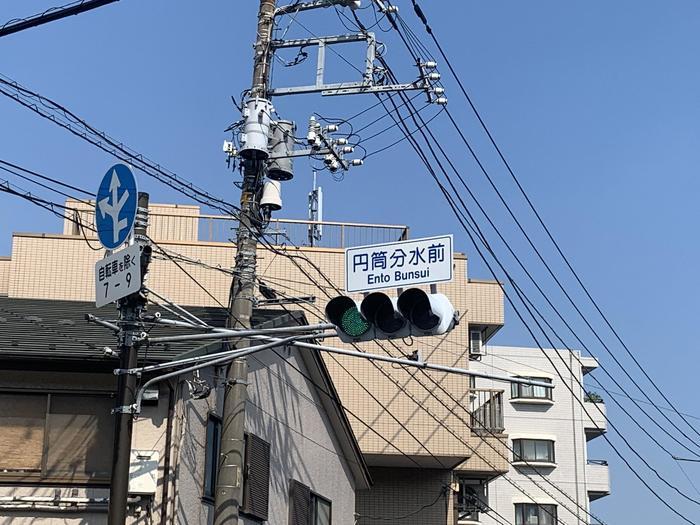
[
  {"left": 470, "top": 346, "right": 595, "bottom": 525},
  {"left": 0, "top": 370, "right": 171, "bottom": 525},
  {"left": 173, "top": 347, "right": 361, "bottom": 525},
  {"left": 355, "top": 467, "right": 453, "bottom": 525},
  {"left": 245, "top": 345, "right": 359, "bottom": 525}
]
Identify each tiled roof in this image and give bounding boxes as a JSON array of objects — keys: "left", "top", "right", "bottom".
[{"left": 0, "top": 296, "right": 287, "bottom": 363}]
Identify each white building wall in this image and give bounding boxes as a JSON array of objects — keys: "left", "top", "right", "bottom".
[{"left": 470, "top": 346, "right": 604, "bottom": 525}]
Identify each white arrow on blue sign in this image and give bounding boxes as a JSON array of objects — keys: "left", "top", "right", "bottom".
[{"left": 95, "top": 164, "right": 138, "bottom": 250}]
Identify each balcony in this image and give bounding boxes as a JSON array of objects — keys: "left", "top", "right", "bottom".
[
  {"left": 470, "top": 389, "right": 504, "bottom": 435},
  {"left": 584, "top": 394, "right": 607, "bottom": 440},
  {"left": 586, "top": 460, "right": 611, "bottom": 500}
]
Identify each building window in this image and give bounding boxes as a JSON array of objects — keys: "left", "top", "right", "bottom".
[
  {"left": 513, "top": 439, "right": 555, "bottom": 464},
  {"left": 514, "top": 503, "right": 557, "bottom": 525},
  {"left": 457, "top": 479, "right": 487, "bottom": 522},
  {"left": 0, "top": 392, "right": 114, "bottom": 482},
  {"left": 289, "top": 479, "right": 332, "bottom": 525},
  {"left": 511, "top": 377, "right": 553, "bottom": 400},
  {"left": 311, "top": 492, "right": 332, "bottom": 525},
  {"left": 203, "top": 413, "right": 221, "bottom": 501},
  {"left": 241, "top": 433, "right": 271, "bottom": 521}
]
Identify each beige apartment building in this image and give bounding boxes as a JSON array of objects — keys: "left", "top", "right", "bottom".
[{"left": 0, "top": 201, "right": 509, "bottom": 524}]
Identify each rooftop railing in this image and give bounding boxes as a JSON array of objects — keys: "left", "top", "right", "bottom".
[{"left": 67, "top": 206, "right": 409, "bottom": 249}]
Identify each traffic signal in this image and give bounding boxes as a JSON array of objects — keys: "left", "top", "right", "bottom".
[{"left": 325, "top": 288, "right": 457, "bottom": 343}]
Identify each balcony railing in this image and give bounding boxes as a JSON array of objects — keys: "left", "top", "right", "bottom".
[
  {"left": 470, "top": 389, "right": 504, "bottom": 434},
  {"left": 586, "top": 459, "right": 611, "bottom": 500},
  {"left": 67, "top": 205, "right": 409, "bottom": 249},
  {"left": 584, "top": 398, "right": 607, "bottom": 439}
]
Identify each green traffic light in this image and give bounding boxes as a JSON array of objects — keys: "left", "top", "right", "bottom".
[{"left": 341, "top": 306, "right": 370, "bottom": 337}]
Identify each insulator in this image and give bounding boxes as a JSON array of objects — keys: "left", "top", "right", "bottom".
[
  {"left": 427, "top": 72, "right": 441, "bottom": 81},
  {"left": 350, "top": 159, "right": 364, "bottom": 166},
  {"left": 422, "top": 61, "right": 438, "bottom": 69},
  {"left": 435, "top": 97, "right": 448, "bottom": 105},
  {"left": 386, "top": 5, "right": 399, "bottom": 13},
  {"left": 432, "top": 87, "right": 445, "bottom": 95},
  {"left": 336, "top": 138, "right": 348, "bottom": 145},
  {"left": 307, "top": 116, "right": 320, "bottom": 145},
  {"left": 342, "top": 146, "right": 354, "bottom": 154},
  {"left": 325, "top": 124, "right": 339, "bottom": 133}
]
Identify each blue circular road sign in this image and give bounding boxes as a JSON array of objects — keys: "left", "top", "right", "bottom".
[{"left": 95, "top": 164, "right": 138, "bottom": 250}]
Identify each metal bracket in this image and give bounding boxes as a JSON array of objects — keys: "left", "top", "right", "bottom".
[
  {"left": 256, "top": 295, "right": 317, "bottom": 306},
  {"left": 268, "top": 32, "right": 428, "bottom": 97},
  {"left": 267, "top": 147, "right": 333, "bottom": 160},
  {"left": 112, "top": 405, "right": 137, "bottom": 415}
]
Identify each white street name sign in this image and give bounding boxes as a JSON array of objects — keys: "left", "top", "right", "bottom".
[
  {"left": 345, "top": 235, "right": 453, "bottom": 293},
  {"left": 95, "top": 244, "right": 141, "bottom": 308}
]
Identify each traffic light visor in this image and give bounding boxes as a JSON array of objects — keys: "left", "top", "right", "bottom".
[
  {"left": 361, "top": 292, "right": 406, "bottom": 334},
  {"left": 398, "top": 288, "right": 440, "bottom": 331}
]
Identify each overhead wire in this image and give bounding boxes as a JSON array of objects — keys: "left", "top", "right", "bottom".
[
  {"left": 368, "top": 3, "right": 700, "bottom": 513},
  {"left": 259, "top": 11, "right": 608, "bottom": 522},
  {"left": 382, "top": 5, "right": 700, "bottom": 462},
  {"left": 403, "top": 0, "right": 700, "bottom": 445},
  {"left": 343, "top": 9, "right": 699, "bottom": 520}
]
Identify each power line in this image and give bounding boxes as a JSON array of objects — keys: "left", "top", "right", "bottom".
[
  {"left": 274, "top": 13, "right": 609, "bottom": 521},
  {"left": 405, "top": 0, "right": 700, "bottom": 446},
  {"left": 368, "top": 8, "right": 700, "bottom": 518},
  {"left": 0, "top": 0, "right": 119, "bottom": 39},
  {"left": 349, "top": 20, "right": 698, "bottom": 520}
]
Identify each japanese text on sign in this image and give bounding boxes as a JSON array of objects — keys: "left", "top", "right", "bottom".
[
  {"left": 345, "top": 235, "right": 453, "bottom": 293},
  {"left": 95, "top": 244, "right": 142, "bottom": 308}
]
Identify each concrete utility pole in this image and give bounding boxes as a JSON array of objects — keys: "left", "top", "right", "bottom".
[
  {"left": 214, "top": 1, "right": 276, "bottom": 523},
  {"left": 109, "top": 192, "right": 151, "bottom": 524}
]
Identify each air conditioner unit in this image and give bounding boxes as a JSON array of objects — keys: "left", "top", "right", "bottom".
[{"left": 469, "top": 330, "right": 485, "bottom": 358}]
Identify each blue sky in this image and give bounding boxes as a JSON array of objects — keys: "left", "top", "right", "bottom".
[{"left": 2, "top": 1, "right": 700, "bottom": 523}]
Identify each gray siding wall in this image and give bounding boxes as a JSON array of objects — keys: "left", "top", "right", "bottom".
[{"left": 175, "top": 346, "right": 358, "bottom": 525}]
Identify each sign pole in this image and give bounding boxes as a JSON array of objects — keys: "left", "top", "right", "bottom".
[{"left": 108, "top": 192, "right": 150, "bottom": 525}]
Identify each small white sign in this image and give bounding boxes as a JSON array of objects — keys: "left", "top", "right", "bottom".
[
  {"left": 345, "top": 235, "right": 453, "bottom": 293},
  {"left": 95, "top": 244, "right": 141, "bottom": 308}
]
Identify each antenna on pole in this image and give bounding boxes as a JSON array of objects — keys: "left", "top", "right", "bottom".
[{"left": 308, "top": 171, "right": 323, "bottom": 246}]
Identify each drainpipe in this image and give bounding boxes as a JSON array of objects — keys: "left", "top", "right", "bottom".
[{"left": 159, "top": 381, "right": 176, "bottom": 525}]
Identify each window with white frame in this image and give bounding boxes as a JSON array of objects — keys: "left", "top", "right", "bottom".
[
  {"left": 514, "top": 503, "right": 557, "bottom": 525},
  {"left": 512, "top": 439, "right": 555, "bottom": 463},
  {"left": 511, "top": 377, "right": 553, "bottom": 400}
]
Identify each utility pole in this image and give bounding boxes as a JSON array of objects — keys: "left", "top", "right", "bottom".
[
  {"left": 109, "top": 192, "right": 151, "bottom": 524},
  {"left": 214, "top": 1, "right": 276, "bottom": 524}
]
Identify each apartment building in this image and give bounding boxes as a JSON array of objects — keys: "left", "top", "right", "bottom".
[
  {"left": 0, "top": 200, "right": 509, "bottom": 523},
  {"left": 467, "top": 345, "right": 611, "bottom": 525}
]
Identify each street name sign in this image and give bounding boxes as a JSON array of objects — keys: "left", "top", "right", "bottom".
[
  {"left": 345, "top": 235, "right": 453, "bottom": 293},
  {"left": 95, "top": 164, "right": 138, "bottom": 250},
  {"left": 95, "top": 244, "right": 141, "bottom": 308}
]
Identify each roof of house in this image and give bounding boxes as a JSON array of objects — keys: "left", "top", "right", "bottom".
[{"left": 0, "top": 296, "right": 281, "bottom": 364}]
